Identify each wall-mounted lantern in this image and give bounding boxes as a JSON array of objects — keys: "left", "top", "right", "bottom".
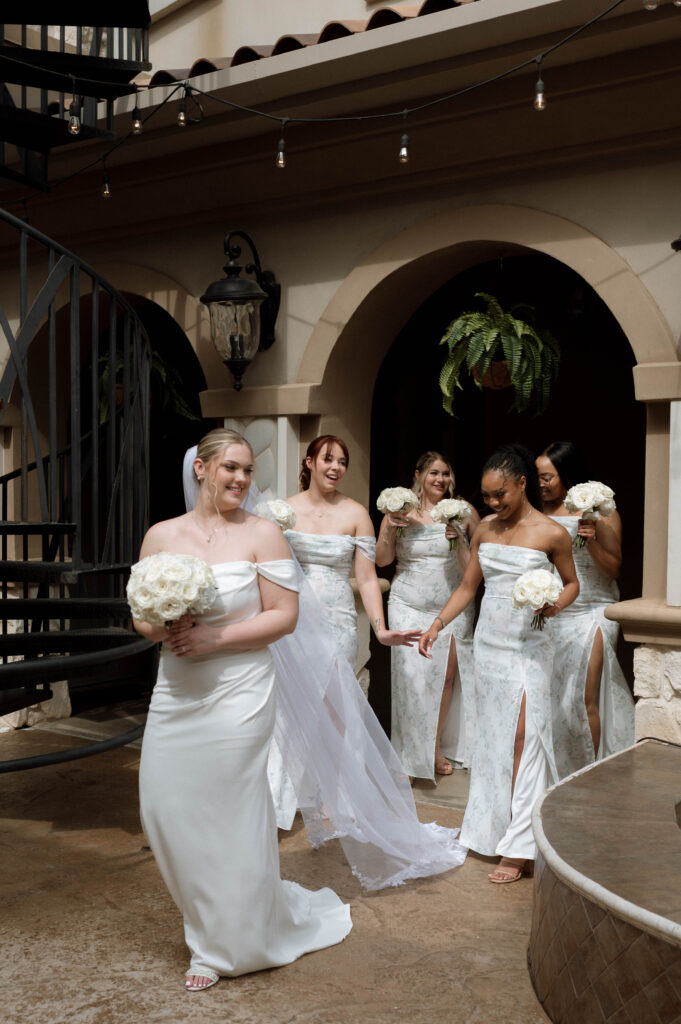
[{"left": 200, "top": 231, "right": 280, "bottom": 390}]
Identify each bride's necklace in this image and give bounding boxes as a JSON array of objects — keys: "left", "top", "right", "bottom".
[
  {"left": 502, "top": 504, "right": 533, "bottom": 532},
  {"left": 192, "top": 510, "right": 229, "bottom": 543}
]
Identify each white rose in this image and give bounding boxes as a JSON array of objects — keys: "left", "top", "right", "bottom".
[
  {"left": 159, "top": 597, "right": 184, "bottom": 621},
  {"left": 180, "top": 580, "right": 199, "bottom": 603},
  {"left": 512, "top": 580, "right": 530, "bottom": 608},
  {"left": 386, "top": 494, "right": 406, "bottom": 512},
  {"left": 565, "top": 483, "right": 595, "bottom": 514},
  {"left": 598, "top": 498, "right": 616, "bottom": 518}
]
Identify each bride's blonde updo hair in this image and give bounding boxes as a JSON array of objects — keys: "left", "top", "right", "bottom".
[
  {"left": 195, "top": 428, "right": 254, "bottom": 486},
  {"left": 411, "top": 450, "right": 455, "bottom": 506}
]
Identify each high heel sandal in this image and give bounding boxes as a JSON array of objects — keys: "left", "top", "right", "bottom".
[
  {"left": 487, "top": 858, "right": 529, "bottom": 884},
  {"left": 185, "top": 967, "right": 219, "bottom": 991}
]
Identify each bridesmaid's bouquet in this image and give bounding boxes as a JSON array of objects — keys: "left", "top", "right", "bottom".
[
  {"left": 376, "top": 487, "right": 419, "bottom": 537},
  {"left": 255, "top": 499, "right": 296, "bottom": 530},
  {"left": 127, "top": 552, "right": 217, "bottom": 626},
  {"left": 431, "top": 498, "right": 473, "bottom": 551},
  {"left": 512, "top": 568, "right": 562, "bottom": 631},
  {"left": 564, "top": 481, "right": 616, "bottom": 547}
]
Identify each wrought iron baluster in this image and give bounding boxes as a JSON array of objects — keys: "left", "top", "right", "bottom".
[
  {"left": 69, "top": 265, "right": 82, "bottom": 569},
  {"left": 48, "top": 249, "right": 57, "bottom": 521},
  {"left": 91, "top": 281, "right": 100, "bottom": 564}
]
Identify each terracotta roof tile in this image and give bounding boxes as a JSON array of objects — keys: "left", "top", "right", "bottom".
[{"left": 140, "top": 0, "right": 482, "bottom": 85}]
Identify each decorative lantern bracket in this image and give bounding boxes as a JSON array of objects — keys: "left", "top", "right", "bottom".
[{"left": 223, "top": 231, "right": 280, "bottom": 350}]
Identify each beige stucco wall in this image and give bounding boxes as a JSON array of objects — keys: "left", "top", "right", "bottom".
[{"left": 69, "top": 155, "right": 681, "bottom": 393}]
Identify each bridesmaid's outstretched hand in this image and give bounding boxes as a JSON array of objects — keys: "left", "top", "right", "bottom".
[
  {"left": 418, "top": 625, "right": 439, "bottom": 659},
  {"left": 377, "top": 627, "right": 422, "bottom": 647}
]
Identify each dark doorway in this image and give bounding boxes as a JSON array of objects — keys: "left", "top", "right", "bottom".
[
  {"left": 368, "top": 252, "right": 645, "bottom": 728},
  {"left": 122, "top": 296, "right": 215, "bottom": 525}
]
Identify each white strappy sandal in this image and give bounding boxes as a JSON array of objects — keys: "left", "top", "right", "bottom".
[{"left": 185, "top": 967, "right": 219, "bottom": 991}]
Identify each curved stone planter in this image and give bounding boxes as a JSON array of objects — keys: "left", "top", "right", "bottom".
[{"left": 529, "top": 739, "right": 681, "bottom": 1023}]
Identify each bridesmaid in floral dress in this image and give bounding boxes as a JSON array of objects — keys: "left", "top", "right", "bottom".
[
  {"left": 419, "top": 445, "right": 579, "bottom": 883},
  {"left": 284, "top": 435, "right": 421, "bottom": 668},
  {"left": 376, "top": 451, "right": 479, "bottom": 780},
  {"left": 536, "top": 441, "right": 634, "bottom": 778}
]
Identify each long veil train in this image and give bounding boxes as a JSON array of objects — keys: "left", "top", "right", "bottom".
[{"left": 182, "top": 447, "right": 467, "bottom": 889}]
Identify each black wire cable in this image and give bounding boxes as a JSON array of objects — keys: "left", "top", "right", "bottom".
[{"left": 0, "top": 0, "right": 650, "bottom": 210}]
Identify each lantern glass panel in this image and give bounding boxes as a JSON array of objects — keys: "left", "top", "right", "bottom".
[{"left": 208, "top": 301, "right": 261, "bottom": 363}]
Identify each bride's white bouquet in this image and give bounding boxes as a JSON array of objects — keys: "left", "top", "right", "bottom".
[
  {"left": 564, "top": 481, "right": 616, "bottom": 547},
  {"left": 431, "top": 498, "right": 473, "bottom": 551},
  {"left": 512, "top": 568, "right": 562, "bottom": 631},
  {"left": 255, "top": 499, "right": 296, "bottom": 531},
  {"left": 376, "top": 487, "right": 419, "bottom": 537},
  {"left": 127, "top": 552, "right": 217, "bottom": 626}
]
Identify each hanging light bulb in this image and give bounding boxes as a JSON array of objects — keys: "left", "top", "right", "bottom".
[
  {"left": 101, "top": 171, "right": 112, "bottom": 199},
  {"left": 398, "top": 131, "right": 409, "bottom": 165},
  {"left": 68, "top": 97, "right": 81, "bottom": 136},
  {"left": 275, "top": 120, "right": 288, "bottom": 168},
  {"left": 533, "top": 59, "right": 546, "bottom": 111},
  {"left": 131, "top": 105, "right": 143, "bottom": 134},
  {"left": 642, "top": 0, "right": 659, "bottom": 9},
  {"left": 177, "top": 95, "right": 187, "bottom": 127},
  {"left": 673, "top": 0, "right": 681, "bottom": 7}
]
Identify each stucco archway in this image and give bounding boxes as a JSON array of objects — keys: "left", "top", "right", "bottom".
[{"left": 299, "top": 204, "right": 678, "bottom": 608}]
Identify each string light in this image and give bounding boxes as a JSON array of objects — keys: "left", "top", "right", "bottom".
[
  {"left": 533, "top": 58, "right": 546, "bottom": 111},
  {"left": 398, "top": 111, "right": 409, "bottom": 164},
  {"left": 642, "top": 0, "right": 658, "bottom": 8},
  {"left": 276, "top": 119, "right": 288, "bottom": 169},
  {"left": 673, "top": 1, "right": 681, "bottom": 7},
  {"left": 101, "top": 164, "right": 112, "bottom": 198},
  {"left": 68, "top": 97, "right": 81, "bottom": 135},
  {"left": 177, "top": 99, "right": 187, "bottom": 127},
  {"left": 1, "top": 0, "right": 638, "bottom": 209}
]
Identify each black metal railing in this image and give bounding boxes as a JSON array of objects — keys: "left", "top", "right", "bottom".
[{"left": 0, "top": 206, "right": 151, "bottom": 577}]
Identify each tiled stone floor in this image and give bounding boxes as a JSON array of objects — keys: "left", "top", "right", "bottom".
[
  {"left": 529, "top": 741, "right": 681, "bottom": 1024},
  {"left": 1, "top": 705, "right": 546, "bottom": 1024}
]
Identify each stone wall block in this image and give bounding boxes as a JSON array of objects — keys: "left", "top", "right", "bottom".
[{"left": 633, "top": 644, "right": 663, "bottom": 699}]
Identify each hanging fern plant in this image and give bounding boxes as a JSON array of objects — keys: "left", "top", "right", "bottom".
[{"left": 439, "top": 292, "right": 560, "bottom": 415}]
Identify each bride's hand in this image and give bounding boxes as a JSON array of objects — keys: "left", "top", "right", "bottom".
[
  {"left": 418, "top": 625, "right": 439, "bottom": 659},
  {"left": 376, "top": 627, "right": 422, "bottom": 647},
  {"left": 168, "top": 614, "right": 217, "bottom": 657}
]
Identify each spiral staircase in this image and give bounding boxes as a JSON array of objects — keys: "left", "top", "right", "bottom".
[{"left": 0, "top": 203, "right": 156, "bottom": 768}]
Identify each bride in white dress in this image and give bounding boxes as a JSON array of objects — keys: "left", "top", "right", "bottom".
[
  {"left": 376, "top": 451, "right": 479, "bottom": 780},
  {"left": 536, "top": 441, "right": 634, "bottom": 778},
  {"left": 134, "top": 430, "right": 352, "bottom": 991},
  {"left": 419, "top": 445, "right": 579, "bottom": 883}
]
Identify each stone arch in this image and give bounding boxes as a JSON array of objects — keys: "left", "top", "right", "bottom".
[
  {"left": 297, "top": 204, "right": 677, "bottom": 609},
  {"left": 299, "top": 204, "right": 676, "bottom": 393}
]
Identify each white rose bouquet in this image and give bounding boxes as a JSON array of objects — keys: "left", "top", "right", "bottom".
[
  {"left": 431, "top": 498, "right": 473, "bottom": 551},
  {"left": 127, "top": 552, "right": 217, "bottom": 626},
  {"left": 564, "top": 481, "right": 616, "bottom": 547},
  {"left": 376, "top": 487, "right": 420, "bottom": 537},
  {"left": 255, "top": 499, "right": 296, "bottom": 531},
  {"left": 511, "top": 568, "right": 562, "bottom": 631}
]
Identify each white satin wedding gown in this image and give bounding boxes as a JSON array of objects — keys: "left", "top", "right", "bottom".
[
  {"left": 139, "top": 559, "right": 352, "bottom": 979},
  {"left": 389, "top": 523, "right": 475, "bottom": 779},
  {"left": 549, "top": 516, "right": 634, "bottom": 778},
  {"left": 460, "top": 544, "right": 557, "bottom": 860}
]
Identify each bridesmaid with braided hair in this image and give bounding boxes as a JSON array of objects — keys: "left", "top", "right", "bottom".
[{"left": 419, "top": 445, "right": 578, "bottom": 883}]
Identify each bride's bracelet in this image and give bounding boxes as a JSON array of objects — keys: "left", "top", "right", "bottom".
[{"left": 435, "top": 615, "right": 446, "bottom": 631}]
